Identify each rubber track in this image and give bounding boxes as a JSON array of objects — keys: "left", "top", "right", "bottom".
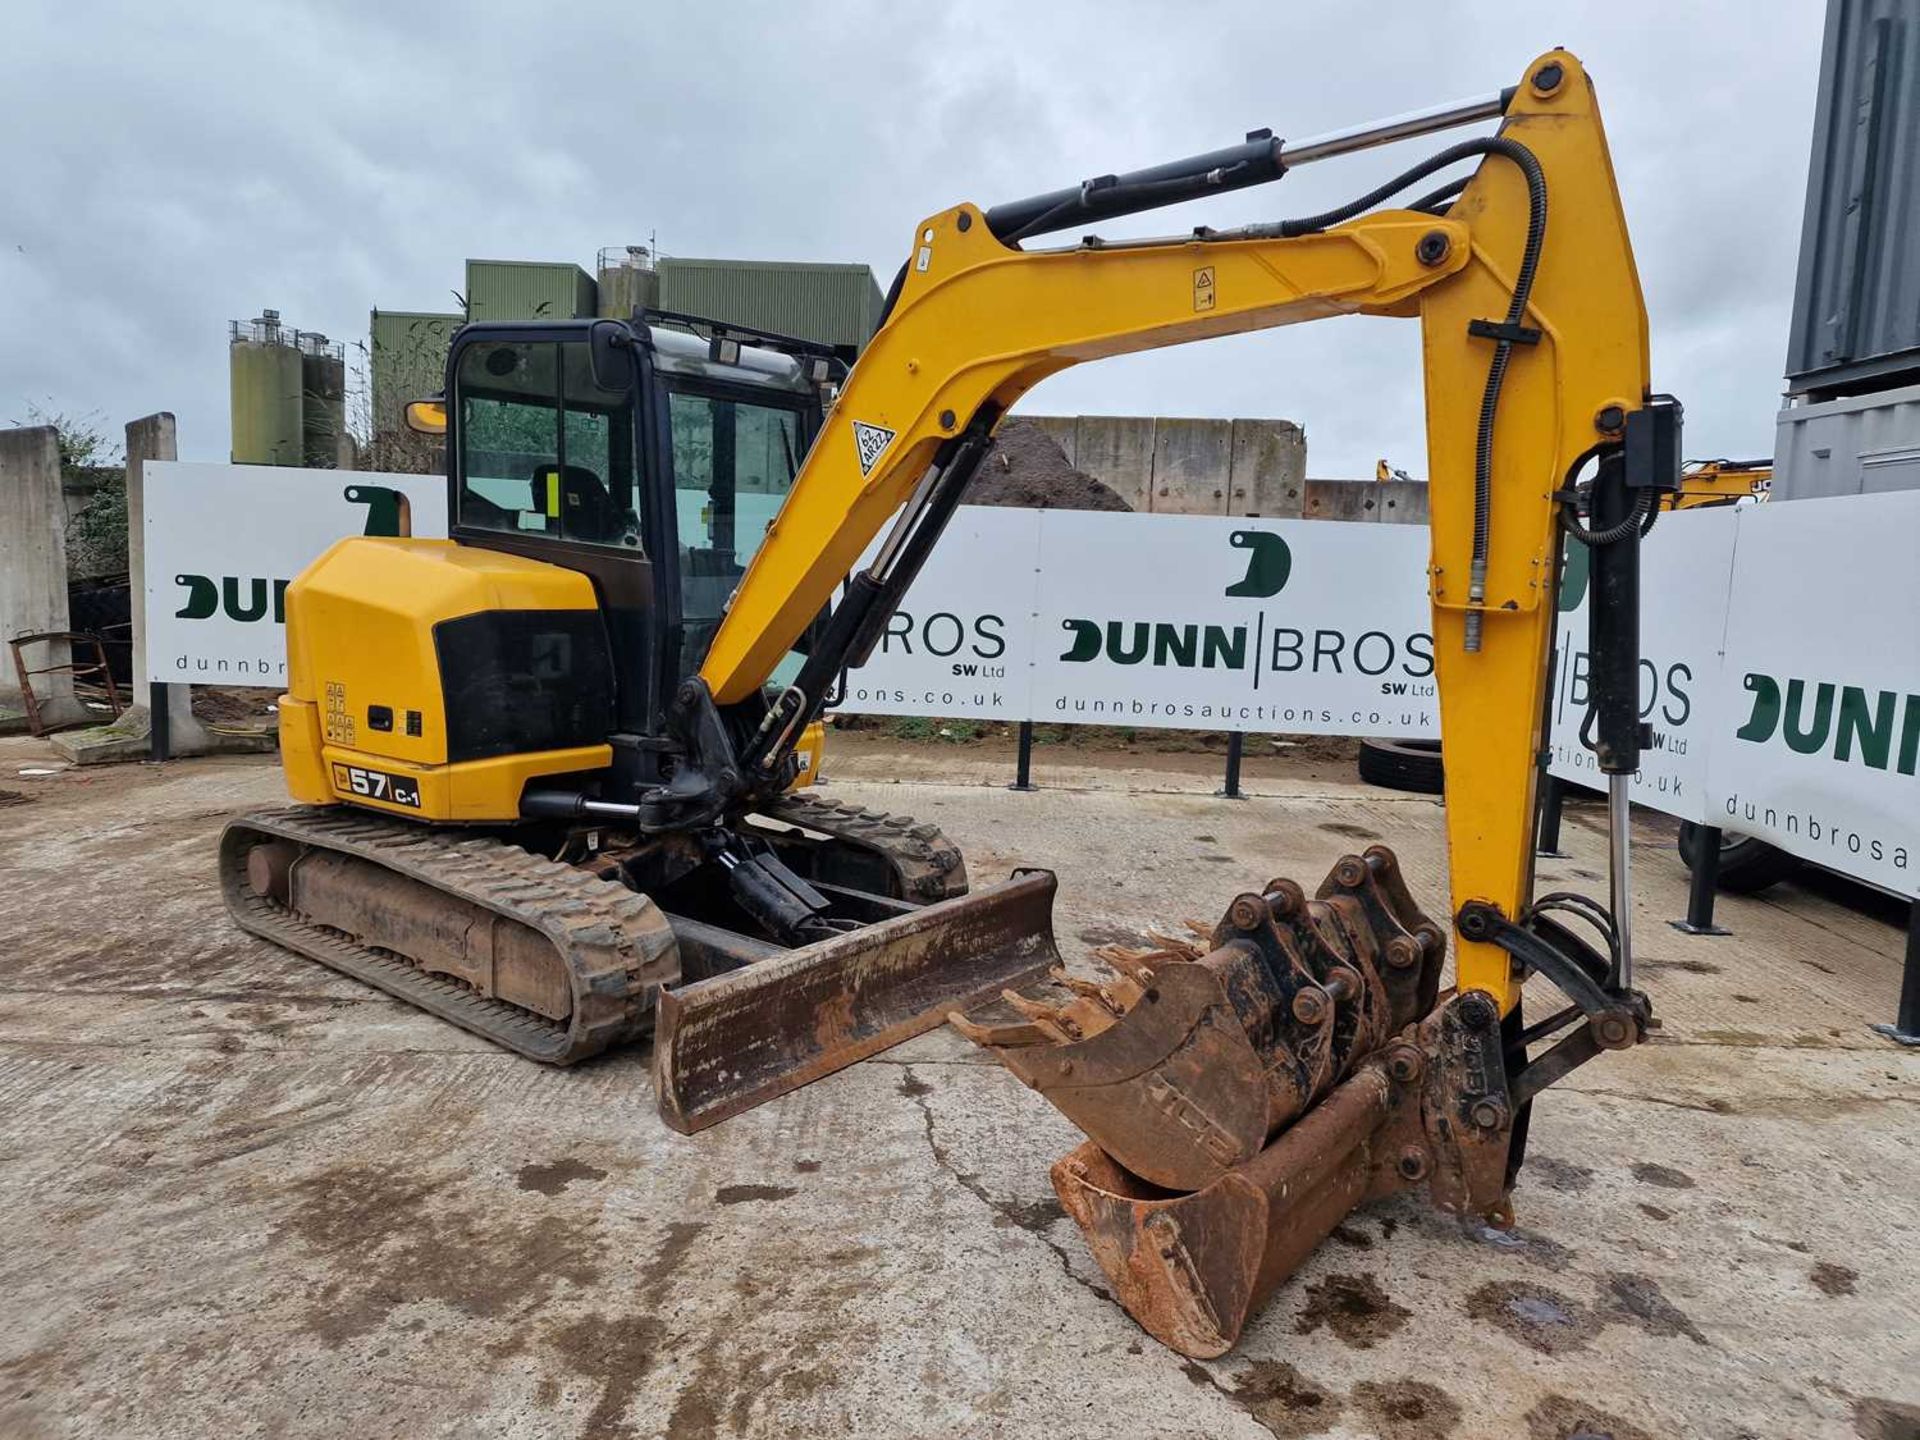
[
  {"left": 220, "top": 807, "right": 677, "bottom": 1065},
  {"left": 755, "top": 792, "right": 969, "bottom": 902}
]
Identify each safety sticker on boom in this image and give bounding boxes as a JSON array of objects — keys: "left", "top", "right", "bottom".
[{"left": 852, "top": 421, "right": 896, "bottom": 477}]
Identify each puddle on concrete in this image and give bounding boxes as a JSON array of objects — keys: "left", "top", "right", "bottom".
[
  {"left": 1211, "top": 1359, "right": 1342, "bottom": 1440},
  {"left": 1630, "top": 1162, "right": 1696, "bottom": 1190},
  {"left": 1854, "top": 1396, "right": 1920, "bottom": 1440},
  {"left": 1465, "top": 1281, "right": 1594, "bottom": 1355},
  {"left": 1525, "top": 1393, "right": 1655, "bottom": 1440},
  {"left": 1811, "top": 1261, "right": 1858, "bottom": 1297},
  {"left": 1292, "top": 1272, "right": 1411, "bottom": 1349},
  {"left": 1317, "top": 822, "right": 1380, "bottom": 842},
  {"left": 714, "top": 1183, "right": 798, "bottom": 1206},
  {"left": 515, "top": 1158, "right": 607, "bottom": 1196},
  {"left": 1351, "top": 1377, "right": 1462, "bottom": 1440},
  {"left": 1601, "top": 1272, "right": 1707, "bottom": 1345},
  {"left": 1525, "top": 1155, "right": 1596, "bottom": 1194}
]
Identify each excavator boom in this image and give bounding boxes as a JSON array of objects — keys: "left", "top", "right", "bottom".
[{"left": 683, "top": 48, "right": 1673, "bottom": 1354}]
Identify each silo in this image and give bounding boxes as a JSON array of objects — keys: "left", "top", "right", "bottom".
[
  {"left": 229, "top": 311, "right": 305, "bottom": 466},
  {"left": 297, "top": 332, "right": 347, "bottom": 469},
  {"left": 597, "top": 245, "right": 660, "bottom": 319}
]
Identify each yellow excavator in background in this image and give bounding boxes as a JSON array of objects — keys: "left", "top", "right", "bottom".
[{"left": 222, "top": 48, "right": 1675, "bottom": 1355}]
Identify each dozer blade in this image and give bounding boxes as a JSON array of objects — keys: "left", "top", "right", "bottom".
[{"left": 654, "top": 869, "right": 1061, "bottom": 1133}]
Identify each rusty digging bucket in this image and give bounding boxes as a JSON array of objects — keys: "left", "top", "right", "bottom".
[{"left": 953, "top": 847, "right": 1520, "bottom": 1357}]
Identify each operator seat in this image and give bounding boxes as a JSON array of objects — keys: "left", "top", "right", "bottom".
[{"left": 532, "top": 465, "right": 623, "bottom": 543}]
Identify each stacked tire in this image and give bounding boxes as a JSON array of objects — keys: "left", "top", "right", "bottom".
[{"left": 1356, "top": 737, "right": 1444, "bottom": 795}]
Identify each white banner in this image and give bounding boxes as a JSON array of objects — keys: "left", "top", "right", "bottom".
[
  {"left": 1546, "top": 507, "right": 1734, "bottom": 823},
  {"left": 848, "top": 510, "right": 1439, "bottom": 737},
  {"left": 1704, "top": 491, "right": 1920, "bottom": 896},
  {"left": 842, "top": 507, "right": 1039, "bottom": 720},
  {"left": 1032, "top": 512, "right": 1437, "bottom": 735},
  {"left": 144, "top": 462, "right": 447, "bottom": 687}
]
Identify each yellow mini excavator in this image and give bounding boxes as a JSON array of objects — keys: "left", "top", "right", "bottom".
[{"left": 225, "top": 49, "right": 1675, "bottom": 1354}]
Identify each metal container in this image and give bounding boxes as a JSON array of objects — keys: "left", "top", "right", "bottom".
[
  {"left": 598, "top": 246, "right": 661, "bottom": 319},
  {"left": 370, "top": 310, "right": 461, "bottom": 474},
  {"left": 1786, "top": 0, "right": 1920, "bottom": 396},
  {"left": 655, "top": 258, "right": 884, "bottom": 352},
  {"left": 229, "top": 312, "right": 304, "bottom": 467},
  {"left": 298, "top": 334, "right": 346, "bottom": 469},
  {"left": 1772, "top": 380, "right": 1920, "bottom": 498},
  {"left": 465, "top": 259, "right": 597, "bottom": 323}
]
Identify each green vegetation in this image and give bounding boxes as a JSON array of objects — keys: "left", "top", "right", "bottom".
[{"left": 10, "top": 408, "right": 127, "bottom": 581}]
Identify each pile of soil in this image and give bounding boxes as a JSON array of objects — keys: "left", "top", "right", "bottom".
[
  {"left": 964, "top": 420, "right": 1131, "bottom": 512},
  {"left": 191, "top": 686, "right": 277, "bottom": 727}
]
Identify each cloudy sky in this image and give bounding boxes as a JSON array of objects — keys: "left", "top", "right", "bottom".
[{"left": 4, "top": 1, "right": 1824, "bottom": 477}]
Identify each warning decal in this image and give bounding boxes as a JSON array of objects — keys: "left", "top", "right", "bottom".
[{"left": 852, "top": 420, "right": 897, "bottom": 477}]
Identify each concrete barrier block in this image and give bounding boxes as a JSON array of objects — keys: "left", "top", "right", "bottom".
[
  {"left": 0, "top": 426, "right": 83, "bottom": 725},
  {"left": 1149, "top": 417, "right": 1233, "bottom": 514},
  {"left": 1229, "top": 419, "right": 1306, "bottom": 517},
  {"left": 1370, "top": 479, "right": 1429, "bottom": 525},
  {"left": 1072, "top": 417, "right": 1156, "bottom": 511}
]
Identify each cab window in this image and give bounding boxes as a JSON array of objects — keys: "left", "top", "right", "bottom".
[
  {"left": 456, "top": 339, "right": 642, "bottom": 550},
  {"left": 668, "top": 390, "right": 806, "bottom": 679}
]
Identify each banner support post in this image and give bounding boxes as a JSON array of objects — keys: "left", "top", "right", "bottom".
[
  {"left": 1871, "top": 901, "right": 1920, "bottom": 1048},
  {"left": 150, "top": 682, "right": 172, "bottom": 763},
  {"left": 1670, "top": 825, "right": 1731, "bottom": 937},
  {"left": 1009, "top": 720, "right": 1038, "bottom": 793},
  {"left": 1218, "top": 731, "right": 1245, "bottom": 800},
  {"left": 1535, "top": 775, "right": 1570, "bottom": 857}
]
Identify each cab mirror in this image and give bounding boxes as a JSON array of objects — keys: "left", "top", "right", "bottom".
[
  {"left": 589, "top": 320, "right": 637, "bottom": 393},
  {"left": 404, "top": 399, "right": 448, "bottom": 435}
]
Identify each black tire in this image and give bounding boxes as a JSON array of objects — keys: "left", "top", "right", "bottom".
[
  {"left": 1357, "top": 737, "right": 1444, "bottom": 795},
  {"left": 1677, "top": 821, "right": 1801, "bottom": 895}
]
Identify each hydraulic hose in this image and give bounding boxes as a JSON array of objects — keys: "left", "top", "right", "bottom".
[{"left": 1261, "top": 137, "right": 1548, "bottom": 653}]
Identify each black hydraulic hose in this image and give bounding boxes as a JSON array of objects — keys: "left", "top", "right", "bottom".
[
  {"left": 1261, "top": 136, "right": 1547, "bottom": 649},
  {"left": 1562, "top": 487, "right": 1653, "bottom": 547},
  {"left": 1409, "top": 173, "right": 1472, "bottom": 215}
]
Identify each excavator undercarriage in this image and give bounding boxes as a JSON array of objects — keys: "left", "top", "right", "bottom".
[{"left": 223, "top": 796, "right": 1059, "bottom": 1123}]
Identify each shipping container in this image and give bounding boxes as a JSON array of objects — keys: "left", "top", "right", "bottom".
[
  {"left": 655, "top": 258, "right": 883, "bottom": 353},
  {"left": 465, "top": 259, "right": 597, "bottom": 323},
  {"left": 1773, "top": 380, "right": 1920, "bottom": 498},
  {"left": 1785, "top": 0, "right": 1920, "bottom": 397}
]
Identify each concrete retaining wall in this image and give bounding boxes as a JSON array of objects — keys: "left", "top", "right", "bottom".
[
  {"left": 1023, "top": 414, "right": 1425, "bottom": 522},
  {"left": 1025, "top": 415, "right": 1310, "bottom": 517}
]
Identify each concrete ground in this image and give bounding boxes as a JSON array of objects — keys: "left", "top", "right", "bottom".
[{"left": 0, "top": 736, "right": 1915, "bottom": 1440}]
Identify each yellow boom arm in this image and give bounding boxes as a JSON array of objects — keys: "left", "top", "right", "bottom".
[{"left": 700, "top": 49, "right": 1651, "bottom": 1014}]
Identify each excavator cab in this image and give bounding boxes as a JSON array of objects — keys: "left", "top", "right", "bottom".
[{"left": 430, "top": 315, "right": 831, "bottom": 786}]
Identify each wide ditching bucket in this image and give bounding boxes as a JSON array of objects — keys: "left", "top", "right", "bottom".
[{"left": 655, "top": 868, "right": 1061, "bottom": 1133}]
